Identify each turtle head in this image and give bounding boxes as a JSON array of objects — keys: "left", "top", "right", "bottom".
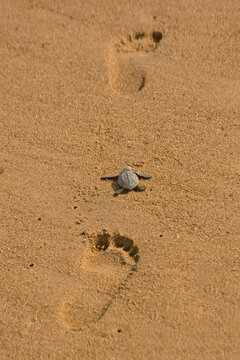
[{"left": 123, "top": 166, "right": 132, "bottom": 172}]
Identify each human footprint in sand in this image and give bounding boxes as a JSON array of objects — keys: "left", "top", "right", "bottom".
[
  {"left": 108, "top": 30, "right": 162, "bottom": 94},
  {"left": 60, "top": 231, "right": 139, "bottom": 331}
]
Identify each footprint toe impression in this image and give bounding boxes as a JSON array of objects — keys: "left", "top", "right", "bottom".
[
  {"left": 60, "top": 231, "right": 139, "bottom": 330},
  {"left": 109, "top": 30, "right": 162, "bottom": 95}
]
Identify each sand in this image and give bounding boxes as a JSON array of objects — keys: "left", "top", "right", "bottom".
[{"left": 0, "top": 0, "right": 240, "bottom": 359}]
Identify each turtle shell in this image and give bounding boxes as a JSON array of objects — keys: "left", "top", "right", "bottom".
[{"left": 118, "top": 170, "right": 139, "bottom": 189}]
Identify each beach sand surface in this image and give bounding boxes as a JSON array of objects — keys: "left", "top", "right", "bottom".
[{"left": 0, "top": 0, "right": 240, "bottom": 359}]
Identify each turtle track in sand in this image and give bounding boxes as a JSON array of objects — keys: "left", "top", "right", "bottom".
[{"left": 59, "top": 230, "right": 139, "bottom": 330}]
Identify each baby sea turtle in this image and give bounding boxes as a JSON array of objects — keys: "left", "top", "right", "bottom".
[{"left": 101, "top": 166, "right": 152, "bottom": 195}]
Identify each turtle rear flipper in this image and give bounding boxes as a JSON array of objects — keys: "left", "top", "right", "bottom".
[
  {"left": 134, "top": 185, "right": 146, "bottom": 191},
  {"left": 114, "top": 188, "right": 124, "bottom": 196},
  {"left": 134, "top": 172, "right": 152, "bottom": 179}
]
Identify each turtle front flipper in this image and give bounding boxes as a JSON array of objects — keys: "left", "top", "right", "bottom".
[
  {"left": 134, "top": 172, "right": 152, "bottom": 179},
  {"left": 101, "top": 174, "right": 119, "bottom": 179}
]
